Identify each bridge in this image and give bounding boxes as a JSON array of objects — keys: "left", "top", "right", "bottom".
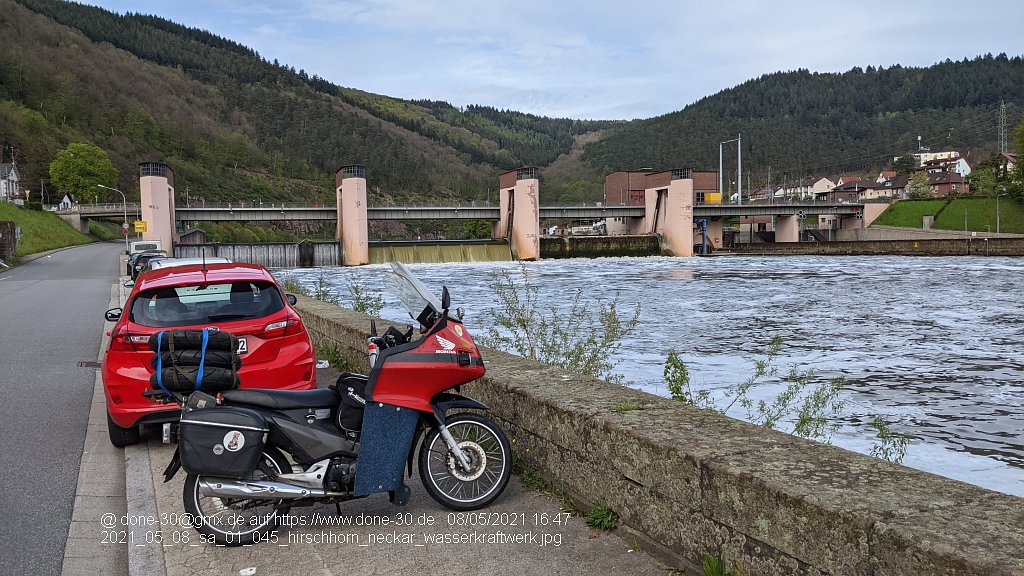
[
  {"left": 70, "top": 162, "right": 879, "bottom": 265},
  {"left": 69, "top": 202, "right": 865, "bottom": 221}
]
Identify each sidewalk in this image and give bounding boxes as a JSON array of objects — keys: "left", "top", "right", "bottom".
[{"left": 64, "top": 280, "right": 669, "bottom": 576}]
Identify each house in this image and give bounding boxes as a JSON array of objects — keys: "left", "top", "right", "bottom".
[
  {"left": 921, "top": 156, "right": 971, "bottom": 178},
  {"left": 0, "top": 163, "right": 20, "bottom": 201},
  {"left": 997, "top": 152, "right": 1017, "bottom": 177},
  {"left": 876, "top": 171, "right": 897, "bottom": 183},
  {"left": 927, "top": 172, "right": 970, "bottom": 196},
  {"left": 58, "top": 194, "right": 75, "bottom": 210},
  {"left": 778, "top": 177, "right": 836, "bottom": 200},
  {"left": 817, "top": 181, "right": 874, "bottom": 203}
]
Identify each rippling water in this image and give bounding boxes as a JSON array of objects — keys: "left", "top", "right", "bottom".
[{"left": 277, "top": 256, "right": 1024, "bottom": 497}]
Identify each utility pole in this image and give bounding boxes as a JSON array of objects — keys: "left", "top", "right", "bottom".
[{"left": 998, "top": 101, "right": 1008, "bottom": 154}]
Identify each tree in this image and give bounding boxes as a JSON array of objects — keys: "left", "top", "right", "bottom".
[
  {"left": 969, "top": 167, "right": 998, "bottom": 197},
  {"left": 906, "top": 172, "right": 930, "bottom": 199},
  {"left": 893, "top": 154, "right": 916, "bottom": 175},
  {"left": 49, "top": 143, "right": 117, "bottom": 204}
]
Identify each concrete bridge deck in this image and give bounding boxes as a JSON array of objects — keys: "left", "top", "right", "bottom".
[{"left": 64, "top": 202, "right": 865, "bottom": 222}]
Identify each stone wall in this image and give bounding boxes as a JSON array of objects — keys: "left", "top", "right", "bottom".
[
  {"left": 294, "top": 295, "right": 1024, "bottom": 575},
  {"left": 541, "top": 234, "right": 660, "bottom": 259},
  {"left": 736, "top": 237, "right": 1024, "bottom": 256},
  {"left": 0, "top": 220, "right": 16, "bottom": 259}
]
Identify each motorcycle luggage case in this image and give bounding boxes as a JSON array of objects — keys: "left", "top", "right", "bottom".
[{"left": 178, "top": 406, "right": 269, "bottom": 478}]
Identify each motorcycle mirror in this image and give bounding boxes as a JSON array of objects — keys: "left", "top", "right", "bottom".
[
  {"left": 370, "top": 319, "right": 378, "bottom": 337},
  {"left": 123, "top": 279, "right": 135, "bottom": 288},
  {"left": 441, "top": 286, "right": 450, "bottom": 310},
  {"left": 456, "top": 307, "right": 465, "bottom": 321},
  {"left": 104, "top": 308, "right": 122, "bottom": 322},
  {"left": 286, "top": 294, "right": 297, "bottom": 306}
]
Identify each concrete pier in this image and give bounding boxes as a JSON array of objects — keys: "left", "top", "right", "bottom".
[
  {"left": 335, "top": 164, "right": 369, "bottom": 266},
  {"left": 138, "top": 162, "right": 178, "bottom": 249},
  {"left": 498, "top": 168, "right": 541, "bottom": 261}
]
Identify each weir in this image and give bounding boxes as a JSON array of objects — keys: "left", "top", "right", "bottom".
[{"left": 368, "top": 240, "right": 512, "bottom": 264}]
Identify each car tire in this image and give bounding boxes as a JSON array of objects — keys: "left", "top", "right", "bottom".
[{"left": 107, "top": 412, "right": 141, "bottom": 447}]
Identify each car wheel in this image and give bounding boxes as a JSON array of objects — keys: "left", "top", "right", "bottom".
[{"left": 107, "top": 412, "right": 141, "bottom": 447}]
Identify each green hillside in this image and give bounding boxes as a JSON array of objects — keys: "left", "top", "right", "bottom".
[
  {"left": 1, "top": 0, "right": 613, "bottom": 205},
  {"left": 0, "top": 202, "right": 92, "bottom": 257},
  {"left": 873, "top": 200, "right": 948, "bottom": 228},
  {"left": 933, "top": 197, "right": 1024, "bottom": 234}
]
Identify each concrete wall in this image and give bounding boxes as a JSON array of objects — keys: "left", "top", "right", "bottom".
[
  {"left": 293, "top": 295, "right": 1024, "bottom": 576},
  {"left": 174, "top": 242, "right": 339, "bottom": 267},
  {"left": 540, "top": 235, "right": 659, "bottom": 259}
]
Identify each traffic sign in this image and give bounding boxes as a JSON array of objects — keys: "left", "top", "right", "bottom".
[{"left": 134, "top": 221, "right": 147, "bottom": 233}]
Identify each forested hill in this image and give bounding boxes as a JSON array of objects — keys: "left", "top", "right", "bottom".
[
  {"left": 1, "top": 0, "right": 1021, "bottom": 206},
  {"left": 584, "top": 57, "right": 1024, "bottom": 188},
  {"left": 0, "top": 0, "right": 616, "bottom": 204}
]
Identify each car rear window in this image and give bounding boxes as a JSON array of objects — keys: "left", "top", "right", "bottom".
[{"left": 129, "top": 281, "right": 285, "bottom": 328}]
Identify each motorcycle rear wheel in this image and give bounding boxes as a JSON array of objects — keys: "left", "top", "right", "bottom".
[
  {"left": 418, "top": 413, "right": 512, "bottom": 511},
  {"left": 183, "top": 448, "right": 291, "bottom": 546}
]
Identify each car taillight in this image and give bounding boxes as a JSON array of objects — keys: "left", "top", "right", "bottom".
[
  {"left": 264, "top": 316, "right": 304, "bottom": 336},
  {"left": 109, "top": 326, "right": 150, "bottom": 351}
]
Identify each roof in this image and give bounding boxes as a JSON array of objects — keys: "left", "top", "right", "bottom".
[
  {"left": 0, "top": 163, "right": 17, "bottom": 178},
  {"left": 132, "top": 263, "right": 275, "bottom": 292}
]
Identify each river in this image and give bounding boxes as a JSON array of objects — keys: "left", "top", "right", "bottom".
[{"left": 276, "top": 255, "right": 1024, "bottom": 497}]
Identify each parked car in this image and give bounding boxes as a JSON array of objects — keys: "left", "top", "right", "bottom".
[
  {"left": 147, "top": 257, "right": 232, "bottom": 271},
  {"left": 102, "top": 262, "right": 317, "bottom": 446},
  {"left": 131, "top": 253, "right": 171, "bottom": 279},
  {"left": 126, "top": 249, "right": 166, "bottom": 276}
]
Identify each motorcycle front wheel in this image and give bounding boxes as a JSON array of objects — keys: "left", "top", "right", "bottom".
[
  {"left": 418, "top": 413, "right": 512, "bottom": 511},
  {"left": 183, "top": 448, "right": 291, "bottom": 546}
]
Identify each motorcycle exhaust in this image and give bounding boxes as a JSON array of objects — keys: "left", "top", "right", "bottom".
[{"left": 198, "top": 478, "right": 327, "bottom": 500}]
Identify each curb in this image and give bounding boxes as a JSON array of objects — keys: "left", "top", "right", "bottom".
[{"left": 112, "top": 278, "right": 168, "bottom": 576}]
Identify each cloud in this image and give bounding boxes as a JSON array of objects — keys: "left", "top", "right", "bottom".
[{"left": 82, "top": 0, "right": 1024, "bottom": 119}]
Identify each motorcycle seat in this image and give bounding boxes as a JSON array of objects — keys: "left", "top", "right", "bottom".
[{"left": 221, "top": 388, "right": 340, "bottom": 410}]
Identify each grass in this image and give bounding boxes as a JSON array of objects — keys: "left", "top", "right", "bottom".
[
  {"left": 932, "top": 197, "right": 1024, "bottom": 234},
  {"left": 872, "top": 199, "right": 948, "bottom": 228},
  {"left": 87, "top": 218, "right": 126, "bottom": 242},
  {"left": 584, "top": 504, "right": 619, "bottom": 531},
  {"left": 0, "top": 201, "right": 92, "bottom": 257}
]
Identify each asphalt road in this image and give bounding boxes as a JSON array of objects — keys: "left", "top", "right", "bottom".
[{"left": 0, "top": 242, "right": 124, "bottom": 576}]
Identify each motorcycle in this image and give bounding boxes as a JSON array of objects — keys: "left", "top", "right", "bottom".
[{"left": 153, "top": 262, "right": 512, "bottom": 546}]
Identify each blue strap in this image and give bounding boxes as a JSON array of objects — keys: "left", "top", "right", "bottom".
[
  {"left": 154, "top": 331, "right": 172, "bottom": 397},
  {"left": 195, "top": 328, "right": 208, "bottom": 391}
]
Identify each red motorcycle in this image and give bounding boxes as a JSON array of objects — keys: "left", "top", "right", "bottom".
[{"left": 157, "top": 262, "right": 512, "bottom": 546}]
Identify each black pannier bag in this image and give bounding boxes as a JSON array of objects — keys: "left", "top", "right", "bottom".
[
  {"left": 333, "top": 373, "right": 368, "bottom": 439},
  {"left": 178, "top": 406, "right": 269, "bottom": 478}
]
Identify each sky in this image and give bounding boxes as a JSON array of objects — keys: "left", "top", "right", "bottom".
[{"left": 82, "top": 0, "right": 1024, "bottom": 120}]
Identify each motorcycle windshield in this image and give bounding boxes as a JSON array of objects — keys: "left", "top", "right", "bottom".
[{"left": 387, "top": 262, "right": 444, "bottom": 322}]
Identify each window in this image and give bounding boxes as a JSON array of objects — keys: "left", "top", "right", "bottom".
[{"left": 130, "top": 281, "right": 285, "bottom": 327}]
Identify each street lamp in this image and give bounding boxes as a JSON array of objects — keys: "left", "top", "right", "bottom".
[
  {"left": 97, "top": 184, "right": 130, "bottom": 255},
  {"left": 997, "top": 189, "right": 1007, "bottom": 235},
  {"left": 719, "top": 135, "right": 742, "bottom": 205}
]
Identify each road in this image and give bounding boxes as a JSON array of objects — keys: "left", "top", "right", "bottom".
[{"left": 0, "top": 242, "right": 124, "bottom": 576}]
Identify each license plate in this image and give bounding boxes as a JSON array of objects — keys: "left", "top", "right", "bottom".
[{"left": 236, "top": 338, "right": 248, "bottom": 355}]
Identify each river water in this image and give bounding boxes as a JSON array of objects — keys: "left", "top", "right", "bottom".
[{"left": 276, "top": 255, "right": 1024, "bottom": 497}]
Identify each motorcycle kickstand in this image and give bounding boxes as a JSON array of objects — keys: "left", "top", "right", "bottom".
[{"left": 335, "top": 503, "right": 343, "bottom": 515}]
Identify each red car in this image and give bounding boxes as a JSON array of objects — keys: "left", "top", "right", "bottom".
[{"left": 102, "top": 263, "right": 316, "bottom": 446}]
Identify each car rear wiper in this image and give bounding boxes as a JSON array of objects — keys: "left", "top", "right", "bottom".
[{"left": 206, "top": 313, "right": 254, "bottom": 321}]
